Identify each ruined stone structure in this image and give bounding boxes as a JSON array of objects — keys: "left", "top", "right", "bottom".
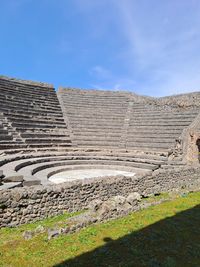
[{"left": 0, "top": 75, "right": 200, "bottom": 226}]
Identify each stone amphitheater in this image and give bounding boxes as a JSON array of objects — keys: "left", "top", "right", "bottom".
[{"left": 1, "top": 75, "right": 200, "bottom": 227}]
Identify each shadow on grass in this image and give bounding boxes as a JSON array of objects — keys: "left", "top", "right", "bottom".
[{"left": 54, "top": 205, "right": 200, "bottom": 267}]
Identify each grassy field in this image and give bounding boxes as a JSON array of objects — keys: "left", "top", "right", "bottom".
[{"left": 0, "top": 192, "right": 200, "bottom": 267}]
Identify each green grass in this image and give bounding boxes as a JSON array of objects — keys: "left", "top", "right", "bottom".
[{"left": 0, "top": 192, "right": 200, "bottom": 267}]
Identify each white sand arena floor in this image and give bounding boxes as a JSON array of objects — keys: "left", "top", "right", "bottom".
[{"left": 49, "top": 169, "right": 135, "bottom": 184}]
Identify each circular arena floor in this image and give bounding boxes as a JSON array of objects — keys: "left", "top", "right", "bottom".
[{"left": 49, "top": 169, "right": 135, "bottom": 184}]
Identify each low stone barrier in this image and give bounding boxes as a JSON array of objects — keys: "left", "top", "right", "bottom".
[{"left": 0, "top": 167, "right": 200, "bottom": 227}]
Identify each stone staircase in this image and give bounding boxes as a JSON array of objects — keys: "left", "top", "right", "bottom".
[{"left": 120, "top": 101, "right": 134, "bottom": 149}]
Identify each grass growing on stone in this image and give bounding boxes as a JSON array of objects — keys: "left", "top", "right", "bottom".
[{"left": 0, "top": 191, "right": 200, "bottom": 267}]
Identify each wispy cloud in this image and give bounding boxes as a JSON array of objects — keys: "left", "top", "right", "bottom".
[
  {"left": 81, "top": 0, "right": 200, "bottom": 96},
  {"left": 2, "top": 0, "right": 200, "bottom": 97},
  {"left": 89, "top": 65, "right": 136, "bottom": 92},
  {"left": 90, "top": 66, "right": 112, "bottom": 80},
  {"left": 112, "top": 0, "right": 200, "bottom": 96}
]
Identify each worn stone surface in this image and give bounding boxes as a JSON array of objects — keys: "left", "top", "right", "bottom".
[
  {"left": 1, "top": 166, "right": 200, "bottom": 227},
  {"left": 23, "top": 230, "right": 34, "bottom": 240},
  {"left": 47, "top": 228, "right": 60, "bottom": 240}
]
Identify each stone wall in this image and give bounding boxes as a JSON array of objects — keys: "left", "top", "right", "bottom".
[
  {"left": 1, "top": 167, "right": 200, "bottom": 227},
  {"left": 178, "top": 113, "right": 200, "bottom": 163}
]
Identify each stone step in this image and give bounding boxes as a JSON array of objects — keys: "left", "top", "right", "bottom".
[
  {"left": 0, "top": 143, "right": 28, "bottom": 149},
  {"left": 0, "top": 80, "right": 55, "bottom": 95},
  {"left": 0, "top": 140, "right": 21, "bottom": 145},
  {"left": 15, "top": 127, "right": 67, "bottom": 132},
  {"left": 70, "top": 122, "right": 123, "bottom": 127},
  {"left": 20, "top": 132, "right": 70, "bottom": 138},
  {"left": 0, "top": 84, "right": 56, "bottom": 94},
  {"left": 130, "top": 111, "right": 199, "bottom": 116},
  {"left": 126, "top": 137, "right": 178, "bottom": 142},
  {"left": 74, "top": 136, "right": 121, "bottom": 141},
  {"left": 62, "top": 99, "right": 128, "bottom": 105},
  {"left": 130, "top": 118, "right": 194, "bottom": 123},
  {"left": 0, "top": 135, "right": 13, "bottom": 140},
  {"left": 5, "top": 113, "right": 65, "bottom": 122},
  {"left": 61, "top": 98, "right": 129, "bottom": 102},
  {"left": 0, "top": 91, "right": 57, "bottom": 104},
  {"left": 125, "top": 146, "right": 169, "bottom": 152},
  {"left": 128, "top": 125, "right": 188, "bottom": 130},
  {"left": 129, "top": 122, "right": 191, "bottom": 126},
  {"left": 126, "top": 132, "right": 181, "bottom": 138},
  {"left": 66, "top": 114, "right": 126, "bottom": 119},
  {"left": 126, "top": 142, "right": 173, "bottom": 149},
  {"left": 0, "top": 128, "right": 9, "bottom": 133},
  {"left": 77, "top": 141, "right": 119, "bottom": 146},
  {"left": 67, "top": 117, "right": 125, "bottom": 122},
  {"left": 26, "top": 159, "right": 159, "bottom": 176},
  {"left": 0, "top": 95, "right": 61, "bottom": 108},
  {"left": 24, "top": 138, "right": 71, "bottom": 144},
  {"left": 3, "top": 110, "right": 64, "bottom": 118},
  {"left": 8, "top": 117, "right": 66, "bottom": 125},
  {"left": 126, "top": 129, "right": 183, "bottom": 134},
  {"left": 65, "top": 107, "right": 127, "bottom": 113},
  {"left": 0, "top": 100, "right": 62, "bottom": 112},
  {"left": 61, "top": 94, "right": 129, "bottom": 98},
  {"left": 0, "top": 86, "right": 59, "bottom": 100},
  {"left": 73, "top": 132, "right": 121, "bottom": 137},
  {"left": 130, "top": 113, "right": 198, "bottom": 119},
  {"left": 1, "top": 107, "right": 63, "bottom": 117},
  {"left": 26, "top": 143, "right": 72, "bottom": 148},
  {"left": 12, "top": 122, "right": 67, "bottom": 128},
  {"left": 0, "top": 142, "right": 72, "bottom": 149},
  {"left": 0, "top": 102, "right": 62, "bottom": 113},
  {"left": 71, "top": 125, "right": 123, "bottom": 130},
  {"left": 72, "top": 128, "right": 123, "bottom": 133}
]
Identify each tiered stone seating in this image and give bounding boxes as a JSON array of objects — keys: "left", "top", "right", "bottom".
[
  {"left": 126, "top": 103, "right": 199, "bottom": 151},
  {"left": 0, "top": 118, "right": 16, "bottom": 150},
  {"left": 0, "top": 76, "right": 72, "bottom": 151},
  {"left": 0, "top": 76, "right": 199, "bottom": 190},
  {"left": 58, "top": 88, "right": 130, "bottom": 148},
  {"left": 58, "top": 88, "right": 199, "bottom": 153},
  {"left": 0, "top": 150, "right": 168, "bottom": 188}
]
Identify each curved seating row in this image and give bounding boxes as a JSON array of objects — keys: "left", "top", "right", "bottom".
[{"left": 0, "top": 149, "right": 172, "bottom": 189}]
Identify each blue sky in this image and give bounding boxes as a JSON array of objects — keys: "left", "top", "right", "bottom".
[{"left": 1, "top": 0, "right": 200, "bottom": 96}]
